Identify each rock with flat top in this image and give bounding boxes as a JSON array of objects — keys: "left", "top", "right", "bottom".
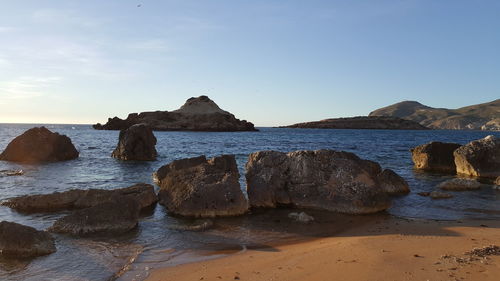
[
  {"left": 155, "top": 155, "right": 248, "bottom": 217},
  {"left": 429, "top": 191, "right": 453, "bottom": 199},
  {"left": 454, "top": 135, "right": 500, "bottom": 178},
  {"left": 112, "top": 123, "right": 157, "bottom": 161},
  {"left": 1, "top": 183, "right": 157, "bottom": 213},
  {"left": 245, "top": 150, "right": 408, "bottom": 214},
  {"left": 0, "top": 127, "right": 78, "bottom": 163},
  {"left": 411, "top": 142, "right": 461, "bottom": 173},
  {"left": 0, "top": 221, "right": 56, "bottom": 258},
  {"left": 94, "top": 96, "right": 257, "bottom": 132},
  {"left": 48, "top": 197, "right": 140, "bottom": 236}
]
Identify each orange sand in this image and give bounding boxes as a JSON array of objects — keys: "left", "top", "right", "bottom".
[{"left": 146, "top": 217, "right": 500, "bottom": 281}]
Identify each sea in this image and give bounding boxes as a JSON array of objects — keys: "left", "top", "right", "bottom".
[{"left": 0, "top": 124, "right": 499, "bottom": 281}]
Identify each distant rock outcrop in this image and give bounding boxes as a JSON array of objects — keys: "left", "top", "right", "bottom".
[
  {"left": 1, "top": 183, "right": 157, "bottom": 213},
  {"left": 93, "top": 96, "right": 257, "bottom": 132},
  {"left": 245, "top": 150, "right": 409, "bottom": 214},
  {"left": 369, "top": 99, "right": 500, "bottom": 130},
  {"left": 0, "top": 221, "right": 56, "bottom": 258},
  {"left": 411, "top": 142, "right": 461, "bottom": 173},
  {"left": 154, "top": 155, "right": 248, "bottom": 217},
  {"left": 0, "top": 127, "right": 79, "bottom": 163},
  {"left": 282, "top": 116, "right": 428, "bottom": 130},
  {"left": 111, "top": 124, "right": 157, "bottom": 161},
  {"left": 454, "top": 135, "right": 500, "bottom": 178}
]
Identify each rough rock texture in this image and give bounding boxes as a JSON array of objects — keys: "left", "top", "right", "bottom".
[
  {"left": 377, "top": 169, "right": 411, "bottom": 195},
  {"left": 369, "top": 99, "right": 500, "bottom": 130},
  {"left": 48, "top": 198, "right": 140, "bottom": 236},
  {"left": 155, "top": 155, "right": 248, "bottom": 217},
  {"left": 245, "top": 150, "right": 409, "bottom": 214},
  {"left": 429, "top": 191, "right": 453, "bottom": 199},
  {"left": 288, "top": 212, "right": 314, "bottom": 223},
  {"left": 411, "top": 142, "right": 462, "bottom": 173},
  {"left": 0, "top": 221, "right": 56, "bottom": 258},
  {"left": 282, "top": 116, "right": 428, "bottom": 130},
  {"left": 111, "top": 124, "right": 157, "bottom": 161},
  {"left": 0, "top": 127, "right": 79, "bottom": 163},
  {"left": 1, "top": 183, "right": 157, "bottom": 213},
  {"left": 93, "top": 96, "right": 257, "bottom": 132},
  {"left": 438, "top": 178, "right": 481, "bottom": 191},
  {"left": 454, "top": 135, "right": 500, "bottom": 178}
]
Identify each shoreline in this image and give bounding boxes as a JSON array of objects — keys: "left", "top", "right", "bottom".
[{"left": 145, "top": 216, "right": 500, "bottom": 281}]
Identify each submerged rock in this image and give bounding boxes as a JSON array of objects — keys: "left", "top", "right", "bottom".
[
  {"left": 454, "top": 135, "right": 500, "bottom": 178},
  {"left": 0, "top": 169, "right": 24, "bottom": 177},
  {"left": 111, "top": 124, "right": 157, "bottom": 161},
  {"left": 288, "top": 212, "right": 314, "bottom": 223},
  {"left": 48, "top": 197, "right": 139, "bottom": 236},
  {"left": 0, "top": 127, "right": 79, "bottom": 163},
  {"left": 0, "top": 221, "right": 56, "bottom": 258},
  {"left": 411, "top": 142, "right": 461, "bottom": 173},
  {"left": 168, "top": 219, "right": 214, "bottom": 232},
  {"left": 245, "top": 150, "right": 408, "bottom": 214},
  {"left": 94, "top": 96, "right": 257, "bottom": 132},
  {"left": 438, "top": 178, "right": 481, "bottom": 191},
  {"left": 2, "top": 183, "right": 157, "bottom": 213},
  {"left": 429, "top": 191, "right": 453, "bottom": 199},
  {"left": 155, "top": 155, "right": 248, "bottom": 217}
]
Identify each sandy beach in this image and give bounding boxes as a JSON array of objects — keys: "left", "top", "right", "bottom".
[{"left": 147, "top": 216, "right": 500, "bottom": 281}]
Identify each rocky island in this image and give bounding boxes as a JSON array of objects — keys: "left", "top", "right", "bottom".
[
  {"left": 369, "top": 99, "right": 500, "bottom": 130},
  {"left": 282, "top": 116, "right": 428, "bottom": 130},
  {"left": 93, "top": 96, "right": 257, "bottom": 132}
]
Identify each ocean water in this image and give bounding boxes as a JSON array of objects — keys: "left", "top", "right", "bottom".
[{"left": 0, "top": 124, "right": 499, "bottom": 281}]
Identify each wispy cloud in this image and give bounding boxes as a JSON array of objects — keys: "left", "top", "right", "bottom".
[
  {"left": 128, "top": 39, "right": 170, "bottom": 51},
  {"left": 32, "top": 9, "right": 107, "bottom": 28},
  {"left": 0, "top": 76, "right": 62, "bottom": 103}
]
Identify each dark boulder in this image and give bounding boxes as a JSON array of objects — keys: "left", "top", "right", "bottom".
[
  {"left": 111, "top": 124, "right": 157, "bottom": 161},
  {"left": 0, "top": 221, "right": 56, "bottom": 258},
  {"left": 1, "top": 183, "right": 157, "bottom": 213},
  {"left": 0, "top": 127, "right": 78, "bottom": 163},
  {"left": 154, "top": 155, "right": 248, "bottom": 217},
  {"left": 245, "top": 150, "right": 408, "bottom": 214},
  {"left": 454, "top": 135, "right": 500, "bottom": 178},
  {"left": 410, "top": 142, "right": 461, "bottom": 173},
  {"left": 48, "top": 197, "right": 140, "bottom": 236}
]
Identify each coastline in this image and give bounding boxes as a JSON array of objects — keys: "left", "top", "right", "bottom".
[{"left": 146, "top": 216, "right": 500, "bottom": 281}]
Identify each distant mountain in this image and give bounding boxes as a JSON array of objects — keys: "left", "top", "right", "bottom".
[
  {"left": 282, "top": 116, "right": 429, "bottom": 130},
  {"left": 369, "top": 99, "right": 500, "bottom": 131},
  {"left": 93, "top": 96, "right": 257, "bottom": 132}
]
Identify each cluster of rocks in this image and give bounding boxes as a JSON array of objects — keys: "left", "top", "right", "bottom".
[
  {"left": 153, "top": 150, "right": 409, "bottom": 217},
  {"left": 0, "top": 183, "right": 158, "bottom": 258},
  {"left": 411, "top": 135, "right": 500, "bottom": 199}
]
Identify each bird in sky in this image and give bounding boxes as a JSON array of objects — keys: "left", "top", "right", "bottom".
[{"left": 137, "top": 4, "right": 142, "bottom": 8}]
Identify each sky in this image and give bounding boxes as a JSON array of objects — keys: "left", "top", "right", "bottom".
[{"left": 0, "top": 0, "right": 499, "bottom": 126}]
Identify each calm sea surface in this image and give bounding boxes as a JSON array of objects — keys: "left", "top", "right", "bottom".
[{"left": 1, "top": 124, "right": 499, "bottom": 281}]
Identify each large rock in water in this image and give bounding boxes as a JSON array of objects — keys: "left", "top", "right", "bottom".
[
  {"left": 154, "top": 155, "right": 248, "bottom": 217},
  {"left": 454, "top": 135, "right": 500, "bottom": 178},
  {"left": 0, "top": 221, "right": 56, "bottom": 258},
  {"left": 438, "top": 178, "right": 481, "bottom": 191},
  {"left": 48, "top": 197, "right": 140, "bottom": 236},
  {"left": 111, "top": 124, "right": 157, "bottom": 161},
  {"left": 245, "top": 150, "right": 409, "bottom": 214},
  {"left": 411, "top": 142, "right": 461, "bottom": 173},
  {"left": 1, "top": 183, "right": 157, "bottom": 213},
  {"left": 93, "top": 96, "right": 257, "bottom": 132},
  {"left": 0, "top": 127, "right": 79, "bottom": 163}
]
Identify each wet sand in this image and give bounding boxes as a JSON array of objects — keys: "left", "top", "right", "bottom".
[{"left": 146, "top": 216, "right": 500, "bottom": 281}]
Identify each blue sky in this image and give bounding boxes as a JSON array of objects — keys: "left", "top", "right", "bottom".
[{"left": 0, "top": 0, "right": 499, "bottom": 126}]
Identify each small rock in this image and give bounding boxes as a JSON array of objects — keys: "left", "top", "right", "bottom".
[
  {"left": 417, "top": 192, "right": 430, "bottom": 197},
  {"left": 429, "top": 191, "right": 453, "bottom": 199},
  {"left": 288, "top": 212, "right": 314, "bottom": 223}
]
